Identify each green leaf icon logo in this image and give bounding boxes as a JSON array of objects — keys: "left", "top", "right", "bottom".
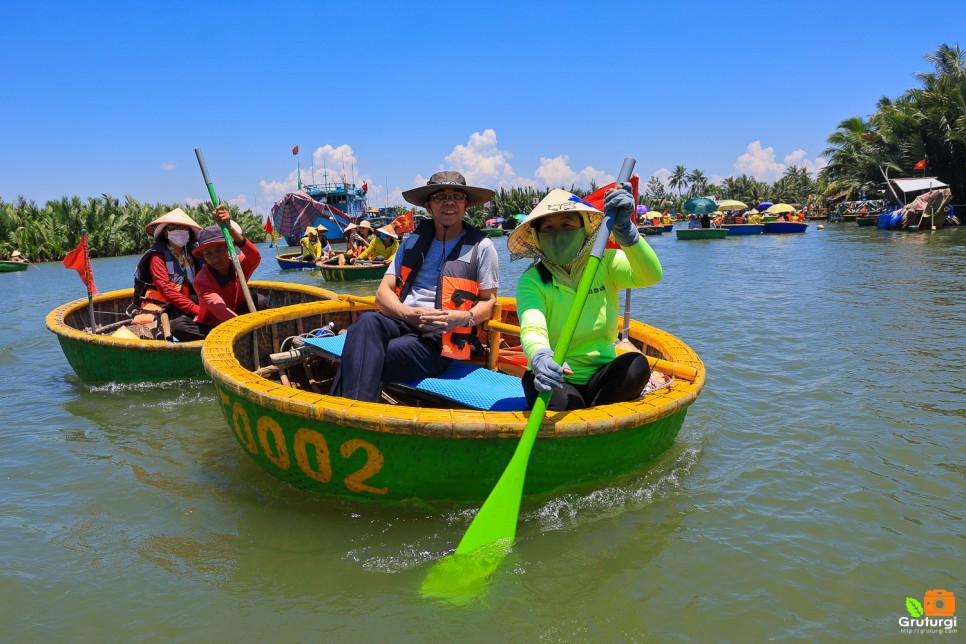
[{"left": 906, "top": 597, "right": 924, "bottom": 617}]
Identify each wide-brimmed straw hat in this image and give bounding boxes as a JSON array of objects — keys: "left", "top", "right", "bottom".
[
  {"left": 342, "top": 223, "right": 358, "bottom": 234},
  {"left": 401, "top": 171, "right": 495, "bottom": 208},
  {"left": 145, "top": 208, "right": 203, "bottom": 239},
  {"left": 376, "top": 225, "right": 399, "bottom": 239},
  {"left": 11, "top": 250, "right": 22, "bottom": 258},
  {"left": 357, "top": 220, "right": 374, "bottom": 230},
  {"left": 506, "top": 189, "right": 604, "bottom": 257},
  {"left": 191, "top": 222, "right": 243, "bottom": 257}
]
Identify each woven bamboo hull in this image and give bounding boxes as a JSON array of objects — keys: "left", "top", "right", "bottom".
[
  {"left": 45, "top": 281, "right": 337, "bottom": 383},
  {"left": 201, "top": 298, "right": 706, "bottom": 503}
]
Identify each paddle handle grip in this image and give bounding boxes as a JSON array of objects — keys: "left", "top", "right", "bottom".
[{"left": 589, "top": 157, "right": 636, "bottom": 260}]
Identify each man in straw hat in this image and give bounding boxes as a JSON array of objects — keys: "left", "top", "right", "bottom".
[
  {"left": 168, "top": 205, "right": 263, "bottom": 342},
  {"left": 133, "top": 207, "right": 205, "bottom": 333},
  {"left": 329, "top": 170, "right": 499, "bottom": 402},
  {"left": 506, "top": 184, "right": 662, "bottom": 411},
  {"left": 9, "top": 250, "right": 28, "bottom": 263}
]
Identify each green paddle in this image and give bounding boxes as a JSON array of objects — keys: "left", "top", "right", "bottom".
[
  {"left": 194, "top": 148, "right": 257, "bottom": 313},
  {"left": 422, "top": 157, "right": 636, "bottom": 602}
]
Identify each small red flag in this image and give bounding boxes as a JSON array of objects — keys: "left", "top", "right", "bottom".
[
  {"left": 390, "top": 211, "right": 414, "bottom": 235},
  {"left": 292, "top": 145, "right": 299, "bottom": 155},
  {"left": 62, "top": 233, "right": 98, "bottom": 296},
  {"left": 913, "top": 158, "right": 926, "bottom": 170},
  {"left": 361, "top": 182, "right": 368, "bottom": 192},
  {"left": 263, "top": 217, "right": 274, "bottom": 235}
]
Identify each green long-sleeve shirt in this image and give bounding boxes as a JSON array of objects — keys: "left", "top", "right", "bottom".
[{"left": 517, "top": 238, "right": 662, "bottom": 385}]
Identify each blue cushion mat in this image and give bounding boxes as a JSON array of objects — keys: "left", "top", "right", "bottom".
[{"left": 302, "top": 335, "right": 528, "bottom": 411}]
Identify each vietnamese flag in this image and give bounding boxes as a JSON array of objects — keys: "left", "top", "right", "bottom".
[
  {"left": 361, "top": 182, "right": 368, "bottom": 192},
  {"left": 914, "top": 158, "right": 926, "bottom": 171},
  {"left": 580, "top": 175, "right": 640, "bottom": 249},
  {"left": 292, "top": 145, "right": 299, "bottom": 155},
  {"left": 263, "top": 217, "right": 274, "bottom": 235},
  {"left": 391, "top": 211, "right": 414, "bottom": 235},
  {"left": 62, "top": 233, "right": 98, "bottom": 296}
]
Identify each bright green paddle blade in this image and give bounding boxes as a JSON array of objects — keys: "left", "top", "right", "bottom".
[{"left": 419, "top": 539, "right": 511, "bottom": 605}]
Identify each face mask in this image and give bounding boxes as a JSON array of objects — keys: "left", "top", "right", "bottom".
[
  {"left": 538, "top": 228, "right": 587, "bottom": 265},
  {"left": 167, "top": 230, "right": 191, "bottom": 248}
]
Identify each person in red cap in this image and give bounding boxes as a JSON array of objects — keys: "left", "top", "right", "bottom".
[{"left": 168, "top": 205, "right": 263, "bottom": 341}]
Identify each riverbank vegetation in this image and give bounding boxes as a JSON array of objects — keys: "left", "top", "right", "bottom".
[
  {"left": 0, "top": 196, "right": 262, "bottom": 263},
  {"left": 820, "top": 43, "right": 965, "bottom": 201}
]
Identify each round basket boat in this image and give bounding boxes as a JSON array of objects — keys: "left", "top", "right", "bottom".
[
  {"left": 201, "top": 297, "right": 706, "bottom": 504},
  {"left": 46, "top": 280, "right": 338, "bottom": 383}
]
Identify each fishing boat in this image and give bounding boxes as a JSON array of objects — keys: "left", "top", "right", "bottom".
[
  {"left": 302, "top": 180, "right": 368, "bottom": 242},
  {"left": 720, "top": 223, "right": 764, "bottom": 235},
  {"left": 762, "top": 221, "right": 808, "bottom": 234},
  {"left": 200, "top": 297, "right": 705, "bottom": 503},
  {"left": 676, "top": 228, "right": 728, "bottom": 240},
  {"left": 0, "top": 261, "right": 29, "bottom": 272},
  {"left": 46, "top": 281, "right": 337, "bottom": 383}
]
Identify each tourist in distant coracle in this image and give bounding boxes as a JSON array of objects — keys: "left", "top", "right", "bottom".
[
  {"left": 9, "top": 250, "right": 28, "bottom": 263},
  {"left": 300, "top": 226, "right": 333, "bottom": 264},
  {"left": 508, "top": 185, "right": 663, "bottom": 411},
  {"left": 329, "top": 171, "right": 499, "bottom": 402},
  {"left": 169, "top": 205, "right": 263, "bottom": 342},
  {"left": 357, "top": 226, "right": 399, "bottom": 264},
  {"left": 133, "top": 208, "right": 204, "bottom": 332},
  {"left": 688, "top": 214, "right": 701, "bottom": 229}
]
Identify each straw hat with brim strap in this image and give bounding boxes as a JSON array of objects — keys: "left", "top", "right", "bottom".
[
  {"left": 507, "top": 189, "right": 604, "bottom": 258},
  {"left": 401, "top": 171, "right": 496, "bottom": 208},
  {"left": 376, "top": 225, "right": 399, "bottom": 239},
  {"left": 145, "top": 208, "right": 203, "bottom": 239},
  {"left": 191, "top": 222, "right": 243, "bottom": 257}
]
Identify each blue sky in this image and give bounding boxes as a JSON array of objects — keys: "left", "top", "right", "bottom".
[{"left": 2, "top": 0, "right": 963, "bottom": 216}]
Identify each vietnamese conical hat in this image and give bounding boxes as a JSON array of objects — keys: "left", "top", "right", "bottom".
[
  {"left": 145, "top": 208, "right": 202, "bottom": 239},
  {"left": 506, "top": 189, "right": 604, "bottom": 257}
]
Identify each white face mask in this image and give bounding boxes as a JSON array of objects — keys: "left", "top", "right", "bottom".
[{"left": 167, "top": 230, "right": 191, "bottom": 248}]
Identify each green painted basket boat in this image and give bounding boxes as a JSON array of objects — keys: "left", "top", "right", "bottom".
[
  {"left": 201, "top": 297, "right": 705, "bottom": 504},
  {"left": 0, "top": 260, "right": 29, "bottom": 272},
  {"left": 316, "top": 262, "right": 388, "bottom": 282},
  {"left": 676, "top": 228, "right": 728, "bottom": 240},
  {"left": 46, "top": 280, "right": 337, "bottom": 383}
]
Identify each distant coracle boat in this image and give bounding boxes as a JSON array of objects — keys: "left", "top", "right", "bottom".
[
  {"left": 763, "top": 221, "right": 808, "bottom": 234},
  {"left": 46, "top": 281, "right": 337, "bottom": 383},
  {"left": 200, "top": 297, "right": 706, "bottom": 503},
  {"left": 0, "top": 261, "right": 29, "bottom": 272},
  {"left": 720, "top": 224, "right": 763, "bottom": 235},
  {"left": 676, "top": 228, "right": 728, "bottom": 240}
]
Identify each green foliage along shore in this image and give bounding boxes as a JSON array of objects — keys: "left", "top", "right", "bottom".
[{"left": 0, "top": 195, "right": 263, "bottom": 263}]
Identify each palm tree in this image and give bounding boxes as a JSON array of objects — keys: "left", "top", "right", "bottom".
[
  {"left": 685, "top": 169, "right": 707, "bottom": 197},
  {"left": 668, "top": 165, "right": 688, "bottom": 197}
]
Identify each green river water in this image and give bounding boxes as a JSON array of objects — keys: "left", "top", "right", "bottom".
[{"left": 1, "top": 223, "right": 963, "bottom": 641}]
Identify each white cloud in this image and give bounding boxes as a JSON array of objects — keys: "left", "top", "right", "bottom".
[
  {"left": 734, "top": 141, "right": 827, "bottom": 183},
  {"left": 161, "top": 162, "right": 175, "bottom": 171},
  {"left": 734, "top": 141, "right": 786, "bottom": 182},
  {"left": 533, "top": 155, "right": 612, "bottom": 189}
]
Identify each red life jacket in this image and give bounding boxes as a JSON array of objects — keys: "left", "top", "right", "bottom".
[{"left": 393, "top": 219, "right": 486, "bottom": 360}]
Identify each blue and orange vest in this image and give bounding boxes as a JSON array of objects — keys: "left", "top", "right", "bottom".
[{"left": 393, "top": 219, "right": 486, "bottom": 360}]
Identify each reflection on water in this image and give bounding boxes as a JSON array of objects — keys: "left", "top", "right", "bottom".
[{"left": 1, "top": 227, "right": 964, "bottom": 639}]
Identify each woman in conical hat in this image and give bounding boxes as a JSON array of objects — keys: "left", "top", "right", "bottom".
[
  {"left": 132, "top": 208, "right": 205, "bottom": 335},
  {"left": 507, "top": 185, "right": 663, "bottom": 411}
]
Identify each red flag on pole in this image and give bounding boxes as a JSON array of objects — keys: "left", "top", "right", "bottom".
[
  {"left": 262, "top": 217, "right": 274, "bottom": 235},
  {"left": 62, "top": 233, "right": 99, "bottom": 296},
  {"left": 292, "top": 145, "right": 299, "bottom": 155},
  {"left": 361, "top": 182, "right": 368, "bottom": 192},
  {"left": 913, "top": 158, "right": 926, "bottom": 171},
  {"left": 390, "top": 211, "right": 414, "bottom": 235}
]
